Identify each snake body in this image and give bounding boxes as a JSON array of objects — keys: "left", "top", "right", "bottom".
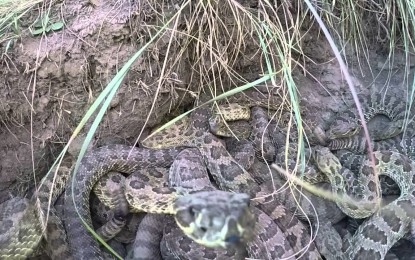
[
  {"left": 128, "top": 213, "right": 165, "bottom": 259},
  {"left": 322, "top": 91, "right": 415, "bottom": 258},
  {"left": 313, "top": 146, "right": 381, "bottom": 219},
  {"left": 63, "top": 145, "right": 256, "bottom": 259},
  {"left": 327, "top": 91, "right": 415, "bottom": 199},
  {"left": 202, "top": 90, "right": 415, "bottom": 258},
  {"left": 314, "top": 147, "right": 415, "bottom": 259},
  {"left": 0, "top": 88, "right": 305, "bottom": 259},
  {"left": 6, "top": 88, "right": 415, "bottom": 259},
  {"left": 164, "top": 148, "right": 298, "bottom": 259},
  {"left": 0, "top": 164, "right": 71, "bottom": 259},
  {"left": 142, "top": 91, "right": 323, "bottom": 258},
  {"left": 327, "top": 92, "right": 414, "bottom": 141},
  {"left": 0, "top": 197, "right": 40, "bottom": 258},
  {"left": 160, "top": 148, "right": 249, "bottom": 259}
]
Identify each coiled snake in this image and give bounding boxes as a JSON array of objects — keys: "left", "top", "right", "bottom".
[
  {"left": 0, "top": 164, "right": 71, "bottom": 259},
  {"left": 1, "top": 147, "right": 255, "bottom": 259},
  {"left": 141, "top": 90, "right": 324, "bottom": 259},
  {"left": 323, "top": 91, "right": 415, "bottom": 259},
  {"left": 63, "top": 145, "right": 255, "bottom": 259},
  {"left": 327, "top": 92, "right": 415, "bottom": 141},
  {"left": 5, "top": 89, "right": 413, "bottom": 259},
  {"left": 313, "top": 147, "right": 415, "bottom": 259}
]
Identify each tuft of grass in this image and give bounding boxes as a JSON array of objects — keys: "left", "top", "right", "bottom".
[{"left": 0, "top": 0, "right": 42, "bottom": 44}]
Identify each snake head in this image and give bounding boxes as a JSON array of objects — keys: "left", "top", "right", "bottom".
[
  {"left": 312, "top": 145, "right": 342, "bottom": 173},
  {"left": 174, "top": 191, "right": 255, "bottom": 248},
  {"left": 311, "top": 146, "right": 337, "bottom": 169},
  {"left": 327, "top": 112, "right": 360, "bottom": 139}
]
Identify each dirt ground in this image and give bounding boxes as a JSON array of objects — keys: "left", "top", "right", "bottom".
[{"left": 0, "top": 0, "right": 413, "bottom": 210}]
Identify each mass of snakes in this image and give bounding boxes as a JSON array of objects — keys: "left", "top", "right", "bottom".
[{"left": 1, "top": 87, "right": 415, "bottom": 259}]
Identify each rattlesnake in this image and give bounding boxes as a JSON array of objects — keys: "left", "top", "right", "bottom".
[
  {"left": 327, "top": 91, "right": 415, "bottom": 199},
  {"left": 63, "top": 145, "right": 256, "bottom": 259},
  {"left": 313, "top": 147, "right": 415, "bottom": 259},
  {"left": 161, "top": 148, "right": 295, "bottom": 259},
  {"left": 319, "top": 91, "right": 415, "bottom": 258},
  {"left": 327, "top": 91, "right": 415, "bottom": 141},
  {"left": 99, "top": 118, "right": 345, "bottom": 258},
  {"left": 0, "top": 164, "right": 72, "bottom": 259},
  {"left": 195, "top": 91, "right": 415, "bottom": 258},
  {"left": 128, "top": 213, "right": 166, "bottom": 259},
  {"left": 92, "top": 91, "right": 318, "bottom": 258},
  {"left": 313, "top": 145, "right": 381, "bottom": 219},
  {"left": 142, "top": 91, "right": 328, "bottom": 258},
  {"left": 1, "top": 144, "right": 255, "bottom": 259},
  {"left": 98, "top": 142, "right": 310, "bottom": 258},
  {"left": 9, "top": 87, "right": 410, "bottom": 259},
  {"left": 0, "top": 87, "right": 294, "bottom": 259},
  {"left": 160, "top": 148, "right": 249, "bottom": 259}
]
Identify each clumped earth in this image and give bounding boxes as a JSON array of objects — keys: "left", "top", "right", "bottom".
[{"left": 0, "top": 0, "right": 414, "bottom": 257}]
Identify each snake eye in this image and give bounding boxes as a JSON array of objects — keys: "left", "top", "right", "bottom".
[
  {"left": 225, "top": 235, "right": 240, "bottom": 244},
  {"left": 188, "top": 206, "right": 197, "bottom": 218}
]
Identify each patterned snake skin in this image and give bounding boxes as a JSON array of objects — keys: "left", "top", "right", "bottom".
[
  {"left": 322, "top": 91, "right": 415, "bottom": 259},
  {"left": 0, "top": 165, "right": 72, "bottom": 259},
  {"left": 192, "top": 90, "right": 415, "bottom": 259},
  {"left": 63, "top": 145, "right": 256, "bottom": 259},
  {"left": 141, "top": 90, "right": 325, "bottom": 259},
  {"left": 0, "top": 87, "right": 302, "bottom": 259},
  {"left": 8, "top": 88, "right": 415, "bottom": 259},
  {"left": 313, "top": 147, "right": 415, "bottom": 259},
  {"left": 2, "top": 144, "right": 256, "bottom": 259},
  {"left": 326, "top": 93, "right": 415, "bottom": 204},
  {"left": 327, "top": 92, "right": 415, "bottom": 141},
  {"left": 162, "top": 148, "right": 295, "bottom": 259}
]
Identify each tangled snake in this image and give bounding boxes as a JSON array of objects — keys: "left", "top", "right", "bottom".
[
  {"left": 6, "top": 88, "right": 414, "bottom": 259},
  {"left": 0, "top": 164, "right": 72, "bottom": 259},
  {"left": 327, "top": 91, "right": 415, "bottom": 141},
  {"left": 316, "top": 91, "right": 415, "bottom": 258},
  {"left": 0, "top": 87, "right": 313, "bottom": 259},
  {"left": 313, "top": 147, "right": 415, "bottom": 259},
  {"left": 103, "top": 146, "right": 297, "bottom": 259},
  {"left": 106, "top": 130, "right": 345, "bottom": 258},
  {"left": 63, "top": 144, "right": 256, "bottom": 259},
  {"left": 204, "top": 90, "right": 415, "bottom": 259},
  {"left": 160, "top": 148, "right": 296, "bottom": 259},
  {"left": 141, "top": 89, "right": 335, "bottom": 259},
  {"left": 96, "top": 89, "right": 324, "bottom": 259},
  {"left": 1, "top": 147, "right": 255, "bottom": 259}
]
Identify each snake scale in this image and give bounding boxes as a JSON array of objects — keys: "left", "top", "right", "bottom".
[
  {"left": 159, "top": 148, "right": 296, "bottom": 259},
  {"left": 114, "top": 107, "right": 345, "bottom": 259},
  {"left": 1, "top": 146, "right": 255, "bottom": 259},
  {"left": 207, "top": 91, "right": 415, "bottom": 259},
  {"left": 141, "top": 90, "right": 336, "bottom": 259},
  {"left": 0, "top": 87, "right": 316, "bottom": 259}
]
